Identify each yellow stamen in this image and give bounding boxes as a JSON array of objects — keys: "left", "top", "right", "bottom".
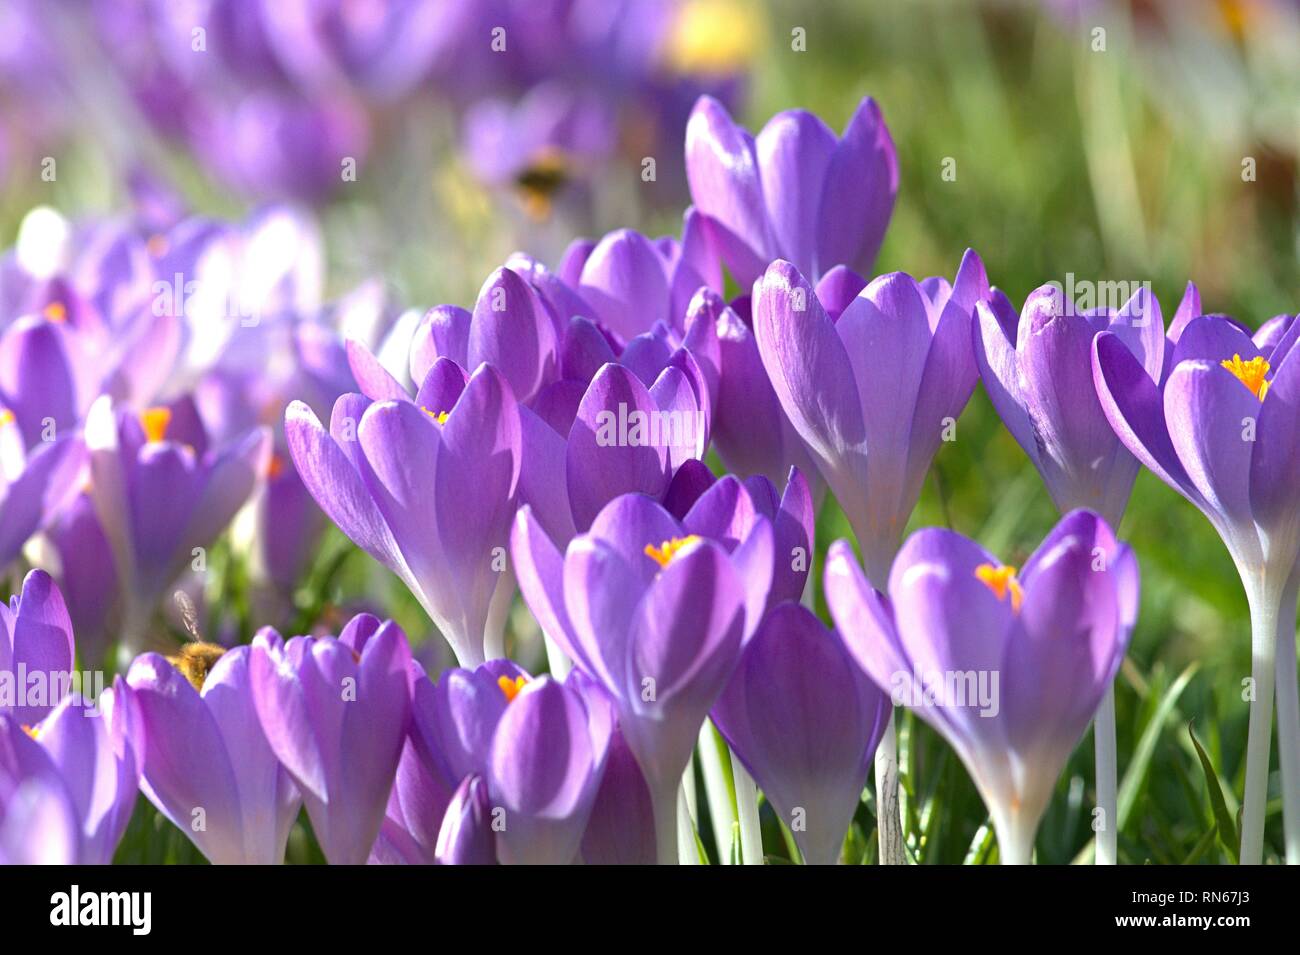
[
  {"left": 975, "top": 563, "right": 1024, "bottom": 613},
  {"left": 0, "top": 409, "right": 14, "bottom": 428},
  {"left": 42, "top": 301, "right": 67, "bottom": 323},
  {"left": 21, "top": 724, "right": 38, "bottom": 740},
  {"left": 1220, "top": 353, "right": 1270, "bottom": 400},
  {"left": 644, "top": 535, "right": 702, "bottom": 569},
  {"left": 498, "top": 674, "right": 528, "bottom": 703},
  {"left": 422, "top": 407, "right": 450, "bottom": 425},
  {"left": 141, "top": 406, "right": 172, "bottom": 444}
]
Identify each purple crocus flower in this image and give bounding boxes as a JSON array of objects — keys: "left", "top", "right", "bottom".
[
  {"left": 0, "top": 570, "right": 78, "bottom": 727},
  {"left": 370, "top": 657, "right": 526, "bottom": 864},
  {"left": 825, "top": 510, "right": 1137, "bottom": 864},
  {"left": 0, "top": 684, "right": 138, "bottom": 865},
  {"left": 485, "top": 673, "right": 613, "bottom": 865},
  {"left": 125, "top": 644, "right": 301, "bottom": 865},
  {"left": 44, "top": 493, "right": 119, "bottom": 670},
  {"left": 0, "top": 771, "right": 81, "bottom": 864},
  {"left": 434, "top": 773, "right": 496, "bottom": 865},
  {"left": 975, "top": 280, "right": 1167, "bottom": 864},
  {"left": 1093, "top": 306, "right": 1300, "bottom": 863},
  {"left": 249, "top": 614, "right": 412, "bottom": 864},
  {"left": 686, "top": 95, "right": 897, "bottom": 287},
  {"left": 511, "top": 492, "right": 771, "bottom": 862},
  {"left": 84, "top": 394, "right": 270, "bottom": 656},
  {"left": 754, "top": 251, "right": 990, "bottom": 584},
  {"left": 976, "top": 283, "right": 1168, "bottom": 527},
  {"left": 0, "top": 408, "right": 86, "bottom": 575},
  {"left": 712, "top": 602, "right": 889, "bottom": 865},
  {"left": 285, "top": 363, "right": 521, "bottom": 666},
  {"left": 689, "top": 288, "right": 822, "bottom": 493}
]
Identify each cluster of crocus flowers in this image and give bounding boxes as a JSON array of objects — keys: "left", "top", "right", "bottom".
[{"left": 1, "top": 83, "right": 1297, "bottom": 872}]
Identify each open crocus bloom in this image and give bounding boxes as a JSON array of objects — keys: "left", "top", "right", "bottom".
[
  {"left": 1093, "top": 311, "right": 1300, "bottom": 597},
  {"left": 0, "top": 682, "right": 137, "bottom": 865},
  {"left": 825, "top": 510, "right": 1137, "bottom": 864},
  {"left": 85, "top": 394, "right": 270, "bottom": 656},
  {"left": 484, "top": 674, "right": 613, "bottom": 865},
  {"left": 712, "top": 602, "right": 889, "bottom": 865},
  {"left": 975, "top": 282, "right": 1168, "bottom": 526},
  {"left": 285, "top": 363, "right": 521, "bottom": 666},
  {"left": 511, "top": 491, "right": 771, "bottom": 862},
  {"left": 1093, "top": 308, "right": 1300, "bottom": 862},
  {"left": 686, "top": 95, "right": 897, "bottom": 287},
  {"left": 754, "top": 251, "right": 989, "bottom": 584}
]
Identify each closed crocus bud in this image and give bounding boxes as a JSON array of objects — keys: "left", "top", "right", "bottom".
[
  {"left": 712, "top": 603, "right": 889, "bottom": 865},
  {"left": 0, "top": 569, "right": 77, "bottom": 727},
  {"left": 485, "top": 675, "right": 612, "bottom": 865},
  {"left": 754, "top": 252, "right": 989, "bottom": 585},
  {"left": 250, "top": 617, "right": 413, "bottom": 865},
  {"left": 699, "top": 289, "right": 823, "bottom": 493},
  {"left": 126, "top": 643, "right": 301, "bottom": 865},
  {"left": 976, "top": 283, "right": 1166, "bottom": 527},
  {"left": 686, "top": 95, "right": 897, "bottom": 287},
  {"left": 511, "top": 492, "right": 769, "bottom": 863},
  {"left": 564, "top": 361, "right": 710, "bottom": 530},
  {"left": 285, "top": 364, "right": 521, "bottom": 666},
  {"left": 825, "top": 510, "right": 1136, "bottom": 864},
  {"left": 435, "top": 774, "right": 496, "bottom": 865}
]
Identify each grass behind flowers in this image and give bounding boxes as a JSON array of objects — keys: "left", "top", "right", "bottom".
[{"left": 16, "top": 0, "right": 1287, "bottom": 864}]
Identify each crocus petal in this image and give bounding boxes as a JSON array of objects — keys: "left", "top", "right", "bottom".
[
  {"left": 566, "top": 363, "right": 670, "bottom": 530},
  {"left": 815, "top": 96, "right": 897, "bottom": 279},
  {"left": 756, "top": 110, "right": 838, "bottom": 279}
]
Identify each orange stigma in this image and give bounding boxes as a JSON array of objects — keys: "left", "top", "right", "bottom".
[
  {"left": 498, "top": 674, "right": 528, "bottom": 703},
  {"left": 146, "top": 234, "right": 169, "bottom": 258},
  {"left": 42, "top": 301, "right": 67, "bottom": 323},
  {"left": 267, "top": 453, "right": 286, "bottom": 480},
  {"left": 21, "top": 724, "right": 38, "bottom": 740},
  {"left": 1221, "top": 354, "right": 1270, "bottom": 400},
  {"left": 141, "top": 406, "right": 172, "bottom": 443},
  {"left": 975, "top": 563, "right": 1024, "bottom": 612},
  {"left": 423, "top": 407, "right": 451, "bottom": 425},
  {"left": 644, "top": 535, "right": 702, "bottom": 569}
]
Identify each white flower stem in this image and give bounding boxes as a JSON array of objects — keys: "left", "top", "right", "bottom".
[
  {"left": 1094, "top": 682, "right": 1119, "bottom": 865},
  {"left": 874, "top": 708, "right": 906, "bottom": 865},
  {"left": 696, "top": 722, "right": 736, "bottom": 860},
  {"left": 1240, "top": 583, "right": 1279, "bottom": 865},
  {"left": 652, "top": 785, "right": 680, "bottom": 866},
  {"left": 481, "top": 567, "right": 515, "bottom": 661},
  {"left": 731, "top": 754, "right": 764, "bottom": 864},
  {"left": 1272, "top": 582, "right": 1300, "bottom": 864},
  {"left": 993, "top": 812, "right": 1033, "bottom": 866}
]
